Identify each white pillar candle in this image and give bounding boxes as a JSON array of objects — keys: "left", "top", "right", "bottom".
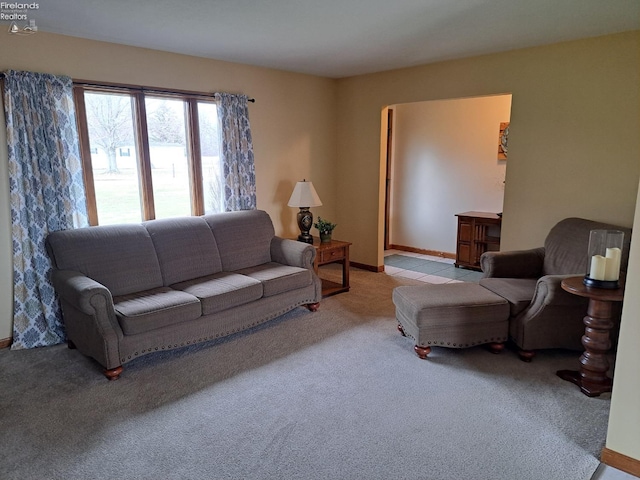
[
  {"left": 589, "top": 255, "right": 606, "bottom": 280},
  {"left": 604, "top": 247, "right": 622, "bottom": 281}
]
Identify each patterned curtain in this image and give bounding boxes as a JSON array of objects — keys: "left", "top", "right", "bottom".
[
  {"left": 3, "top": 70, "right": 88, "bottom": 349},
  {"left": 214, "top": 93, "right": 256, "bottom": 211}
]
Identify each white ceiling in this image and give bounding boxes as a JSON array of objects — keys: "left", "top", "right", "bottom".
[{"left": 28, "top": 0, "right": 640, "bottom": 78}]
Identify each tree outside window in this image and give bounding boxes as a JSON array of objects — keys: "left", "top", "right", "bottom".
[{"left": 76, "top": 86, "right": 221, "bottom": 225}]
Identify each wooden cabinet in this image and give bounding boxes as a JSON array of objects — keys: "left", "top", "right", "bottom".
[{"left": 455, "top": 212, "right": 502, "bottom": 271}]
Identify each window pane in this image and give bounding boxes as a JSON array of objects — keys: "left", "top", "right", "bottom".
[
  {"left": 145, "top": 97, "right": 191, "bottom": 219},
  {"left": 84, "top": 92, "right": 142, "bottom": 225},
  {"left": 198, "top": 102, "right": 223, "bottom": 214}
]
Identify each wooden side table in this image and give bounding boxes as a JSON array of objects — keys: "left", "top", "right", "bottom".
[
  {"left": 556, "top": 276, "right": 625, "bottom": 397},
  {"left": 313, "top": 238, "right": 351, "bottom": 297}
]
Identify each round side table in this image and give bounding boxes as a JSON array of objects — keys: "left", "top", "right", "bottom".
[{"left": 557, "top": 276, "right": 625, "bottom": 397}]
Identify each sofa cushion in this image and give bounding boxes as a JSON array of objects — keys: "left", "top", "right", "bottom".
[
  {"left": 114, "top": 287, "right": 202, "bottom": 335},
  {"left": 172, "top": 272, "right": 263, "bottom": 315},
  {"left": 46, "top": 224, "right": 163, "bottom": 297},
  {"left": 479, "top": 278, "right": 537, "bottom": 317},
  {"left": 237, "top": 262, "right": 313, "bottom": 297},
  {"left": 144, "top": 216, "right": 223, "bottom": 286},
  {"left": 204, "top": 210, "right": 275, "bottom": 271}
]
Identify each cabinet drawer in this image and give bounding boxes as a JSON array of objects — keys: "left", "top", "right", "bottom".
[{"left": 319, "top": 248, "right": 345, "bottom": 264}]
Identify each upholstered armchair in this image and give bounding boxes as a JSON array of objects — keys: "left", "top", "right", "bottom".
[{"left": 479, "top": 218, "right": 632, "bottom": 362}]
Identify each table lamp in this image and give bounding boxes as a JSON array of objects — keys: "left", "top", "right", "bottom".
[{"left": 288, "top": 180, "right": 322, "bottom": 244}]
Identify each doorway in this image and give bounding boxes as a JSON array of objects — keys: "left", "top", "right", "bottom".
[{"left": 382, "top": 94, "right": 512, "bottom": 259}]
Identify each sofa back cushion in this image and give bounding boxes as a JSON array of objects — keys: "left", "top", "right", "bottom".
[
  {"left": 144, "top": 216, "right": 222, "bottom": 285},
  {"left": 46, "top": 224, "right": 163, "bottom": 296},
  {"left": 543, "top": 217, "right": 632, "bottom": 275},
  {"left": 204, "top": 210, "right": 275, "bottom": 271}
]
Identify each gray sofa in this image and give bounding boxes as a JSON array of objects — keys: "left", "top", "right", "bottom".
[
  {"left": 46, "top": 210, "right": 322, "bottom": 380},
  {"left": 480, "top": 217, "right": 631, "bottom": 361}
]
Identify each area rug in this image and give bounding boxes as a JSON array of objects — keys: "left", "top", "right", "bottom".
[{"left": 0, "top": 268, "right": 607, "bottom": 480}]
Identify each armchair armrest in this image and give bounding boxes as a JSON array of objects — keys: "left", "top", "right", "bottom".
[
  {"left": 480, "top": 247, "right": 545, "bottom": 278},
  {"left": 533, "top": 274, "right": 588, "bottom": 307},
  {"left": 270, "top": 237, "right": 316, "bottom": 270},
  {"left": 512, "top": 273, "right": 590, "bottom": 351}
]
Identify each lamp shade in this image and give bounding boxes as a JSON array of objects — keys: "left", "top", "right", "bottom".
[{"left": 287, "top": 181, "right": 323, "bottom": 208}]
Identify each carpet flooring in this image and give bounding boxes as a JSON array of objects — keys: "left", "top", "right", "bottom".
[{"left": 0, "top": 267, "right": 609, "bottom": 480}]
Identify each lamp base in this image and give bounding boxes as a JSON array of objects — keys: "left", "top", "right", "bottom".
[
  {"left": 296, "top": 208, "right": 314, "bottom": 244},
  {"left": 297, "top": 233, "right": 314, "bottom": 244},
  {"left": 583, "top": 276, "right": 619, "bottom": 289}
]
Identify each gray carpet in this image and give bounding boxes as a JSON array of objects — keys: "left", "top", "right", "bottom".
[{"left": 0, "top": 267, "right": 608, "bottom": 480}]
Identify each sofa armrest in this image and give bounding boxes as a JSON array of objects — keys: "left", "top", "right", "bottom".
[
  {"left": 51, "top": 269, "right": 123, "bottom": 340},
  {"left": 51, "top": 269, "right": 123, "bottom": 370},
  {"left": 51, "top": 269, "right": 115, "bottom": 316},
  {"left": 480, "top": 247, "right": 545, "bottom": 278},
  {"left": 270, "top": 237, "right": 316, "bottom": 270}
]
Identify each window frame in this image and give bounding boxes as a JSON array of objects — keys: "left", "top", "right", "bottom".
[{"left": 73, "top": 81, "right": 217, "bottom": 226}]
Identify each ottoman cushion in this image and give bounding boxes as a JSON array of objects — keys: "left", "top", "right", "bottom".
[{"left": 393, "top": 283, "right": 510, "bottom": 349}]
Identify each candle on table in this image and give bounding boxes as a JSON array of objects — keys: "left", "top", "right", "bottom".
[
  {"left": 604, "top": 247, "right": 622, "bottom": 281},
  {"left": 589, "top": 255, "right": 606, "bottom": 280}
]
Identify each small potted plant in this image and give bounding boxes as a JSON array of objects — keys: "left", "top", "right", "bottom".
[{"left": 314, "top": 217, "right": 337, "bottom": 243}]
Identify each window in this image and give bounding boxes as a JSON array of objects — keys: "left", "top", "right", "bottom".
[{"left": 74, "top": 85, "right": 221, "bottom": 225}]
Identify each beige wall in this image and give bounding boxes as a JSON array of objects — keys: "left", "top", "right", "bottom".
[
  {"left": 0, "top": 32, "right": 338, "bottom": 340},
  {"left": 336, "top": 31, "right": 640, "bottom": 268},
  {"left": 390, "top": 95, "right": 511, "bottom": 254},
  {"left": 606, "top": 177, "right": 640, "bottom": 463}
]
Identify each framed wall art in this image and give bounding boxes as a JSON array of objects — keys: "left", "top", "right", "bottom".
[{"left": 498, "top": 122, "right": 509, "bottom": 160}]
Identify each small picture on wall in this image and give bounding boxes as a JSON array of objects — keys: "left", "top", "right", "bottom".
[{"left": 498, "top": 122, "right": 509, "bottom": 160}]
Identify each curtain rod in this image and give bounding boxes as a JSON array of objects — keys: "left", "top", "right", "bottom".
[
  {"left": 0, "top": 74, "right": 254, "bottom": 102},
  {"left": 74, "top": 80, "right": 255, "bottom": 102},
  {"left": 73, "top": 80, "right": 255, "bottom": 102}
]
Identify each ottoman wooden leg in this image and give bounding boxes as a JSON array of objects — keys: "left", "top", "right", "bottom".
[
  {"left": 414, "top": 345, "right": 431, "bottom": 359},
  {"left": 488, "top": 342, "right": 505, "bottom": 354}
]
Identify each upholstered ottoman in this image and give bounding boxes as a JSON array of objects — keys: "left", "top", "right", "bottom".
[{"left": 392, "top": 283, "right": 510, "bottom": 359}]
